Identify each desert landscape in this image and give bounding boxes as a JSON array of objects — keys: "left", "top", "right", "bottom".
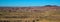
[{"left": 0, "top": 5, "right": 60, "bottom": 22}]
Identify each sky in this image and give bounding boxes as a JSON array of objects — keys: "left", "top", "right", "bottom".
[{"left": 0, "top": 0, "right": 60, "bottom": 7}]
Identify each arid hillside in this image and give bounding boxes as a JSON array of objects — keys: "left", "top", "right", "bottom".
[{"left": 0, "top": 5, "right": 60, "bottom": 22}]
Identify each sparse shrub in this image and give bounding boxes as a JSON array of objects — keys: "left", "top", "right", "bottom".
[
  {"left": 0, "top": 14, "right": 2, "bottom": 16},
  {"left": 32, "top": 20, "right": 35, "bottom": 22}
]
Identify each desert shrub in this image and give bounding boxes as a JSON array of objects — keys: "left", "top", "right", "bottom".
[
  {"left": 14, "top": 20, "right": 22, "bottom": 22},
  {"left": 5, "top": 16, "right": 17, "bottom": 18},
  {"left": 32, "top": 20, "right": 35, "bottom": 22},
  {"left": 4, "top": 20, "right": 10, "bottom": 22},
  {"left": 0, "top": 14, "right": 2, "bottom": 16},
  {"left": 9, "top": 10, "right": 11, "bottom": 12},
  {"left": 36, "top": 19, "right": 39, "bottom": 21},
  {"left": 19, "top": 16, "right": 29, "bottom": 18},
  {"left": 25, "top": 20, "right": 30, "bottom": 22}
]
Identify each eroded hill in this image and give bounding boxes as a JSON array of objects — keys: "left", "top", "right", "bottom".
[{"left": 0, "top": 6, "right": 60, "bottom": 22}]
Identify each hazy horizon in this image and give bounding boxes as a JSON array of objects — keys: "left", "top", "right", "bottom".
[{"left": 0, "top": 0, "right": 60, "bottom": 7}]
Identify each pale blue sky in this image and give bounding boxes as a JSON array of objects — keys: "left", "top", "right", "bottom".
[{"left": 0, "top": 0, "right": 60, "bottom": 7}]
